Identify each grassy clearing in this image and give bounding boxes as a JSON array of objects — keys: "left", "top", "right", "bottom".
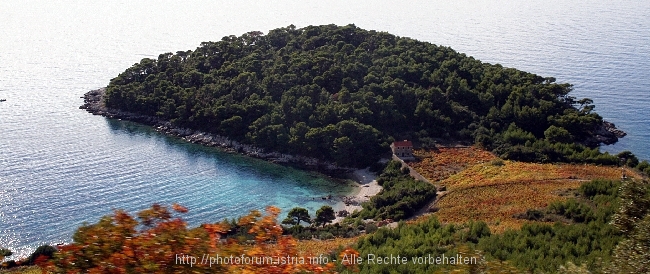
[
  {"left": 436, "top": 180, "right": 585, "bottom": 233},
  {"left": 410, "top": 147, "right": 497, "bottom": 182},
  {"left": 411, "top": 147, "right": 641, "bottom": 233}
]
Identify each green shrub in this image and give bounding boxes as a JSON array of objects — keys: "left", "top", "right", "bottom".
[
  {"left": 489, "top": 158, "right": 505, "bottom": 166},
  {"left": 365, "top": 223, "right": 378, "bottom": 233},
  {"left": 318, "top": 232, "right": 334, "bottom": 240}
]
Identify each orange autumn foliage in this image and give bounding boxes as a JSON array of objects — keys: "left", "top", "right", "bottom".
[{"left": 46, "top": 204, "right": 356, "bottom": 274}]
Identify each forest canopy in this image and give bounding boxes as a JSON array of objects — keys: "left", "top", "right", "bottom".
[{"left": 104, "top": 24, "right": 613, "bottom": 167}]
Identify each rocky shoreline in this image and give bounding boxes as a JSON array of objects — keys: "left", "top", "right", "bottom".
[
  {"left": 81, "top": 87, "right": 627, "bottom": 168},
  {"left": 80, "top": 88, "right": 352, "bottom": 175},
  {"left": 582, "top": 120, "right": 627, "bottom": 147}
]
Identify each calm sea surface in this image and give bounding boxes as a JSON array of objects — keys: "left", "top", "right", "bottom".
[{"left": 1, "top": 0, "right": 648, "bottom": 258}]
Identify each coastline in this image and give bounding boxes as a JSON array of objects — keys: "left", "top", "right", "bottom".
[
  {"left": 80, "top": 88, "right": 352, "bottom": 175},
  {"left": 81, "top": 87, "right": 386, "bottom": 224},
  {"left": 81, "top": 87, "right": 626, "bottom": 159},
  {"left": 332, "top": 168, "right": 382, "bottom": 223}
]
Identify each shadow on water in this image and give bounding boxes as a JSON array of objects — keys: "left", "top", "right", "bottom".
[
  {"left": 103, "top": 117, "right": 353, "bottom": 195},
  {"left": 105, "top": 118, "right": 159, "bottom": 138}
]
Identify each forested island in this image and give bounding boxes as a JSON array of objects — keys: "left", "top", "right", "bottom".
[
  {"left": 84, "top": 24, "right": 626, "bottom": 169},
  {"left": 3, "top": 24, "right": 649, "bottom": 274}
]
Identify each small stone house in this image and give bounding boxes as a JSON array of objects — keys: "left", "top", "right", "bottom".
[{"left": 390, "top": 140, "right": 413, "bottom": 158}]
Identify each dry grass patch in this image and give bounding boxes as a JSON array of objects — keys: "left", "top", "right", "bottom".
[
  {"left": 436, "top": 180, "right": 585, "bottom": 233},
  {"left": 0, "top": 266, "right": 42, "bottom": 274},
  {"left": 294, "top": 237, "right": 359, "bottom": 256},
  {"left": 441, "top": 161, "right": 639, "bottom": 190},
  {"left": 411, "top": 147, "right": 641, "bottom": 233},
  {"left": 411, "top": 147, "right": 496, "bottom": 182}
]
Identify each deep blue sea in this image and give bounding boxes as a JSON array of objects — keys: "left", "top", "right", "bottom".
[{"left": 1, "top": 0, "right": 648, "bottom": 259}]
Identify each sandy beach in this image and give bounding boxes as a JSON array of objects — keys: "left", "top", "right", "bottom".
[{"left": 332, "top": 168, "right": 382, "bottom": 223}]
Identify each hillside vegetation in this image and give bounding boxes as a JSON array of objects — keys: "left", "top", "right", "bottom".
[
  {"left": 411, "top": 147, "right": 642, "bottom": 233},
  {"left": 104, "top": 24, "right": 616, "bottom": 167},
  {"left": 351, "top": 178, "right": 639, "bottom": 273}
]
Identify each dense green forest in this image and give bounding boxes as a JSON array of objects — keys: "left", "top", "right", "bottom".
[{"left": 105, "top": 24, "right": 615, "bottom": 167}]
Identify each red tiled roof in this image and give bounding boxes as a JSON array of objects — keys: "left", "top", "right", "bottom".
[{"left": 392, "top": 140, "right": 413, "bottom": 147}]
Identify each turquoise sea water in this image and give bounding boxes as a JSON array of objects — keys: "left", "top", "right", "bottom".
[{"left": 1, "top": 0, "right": 648, "bottom": 259}]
